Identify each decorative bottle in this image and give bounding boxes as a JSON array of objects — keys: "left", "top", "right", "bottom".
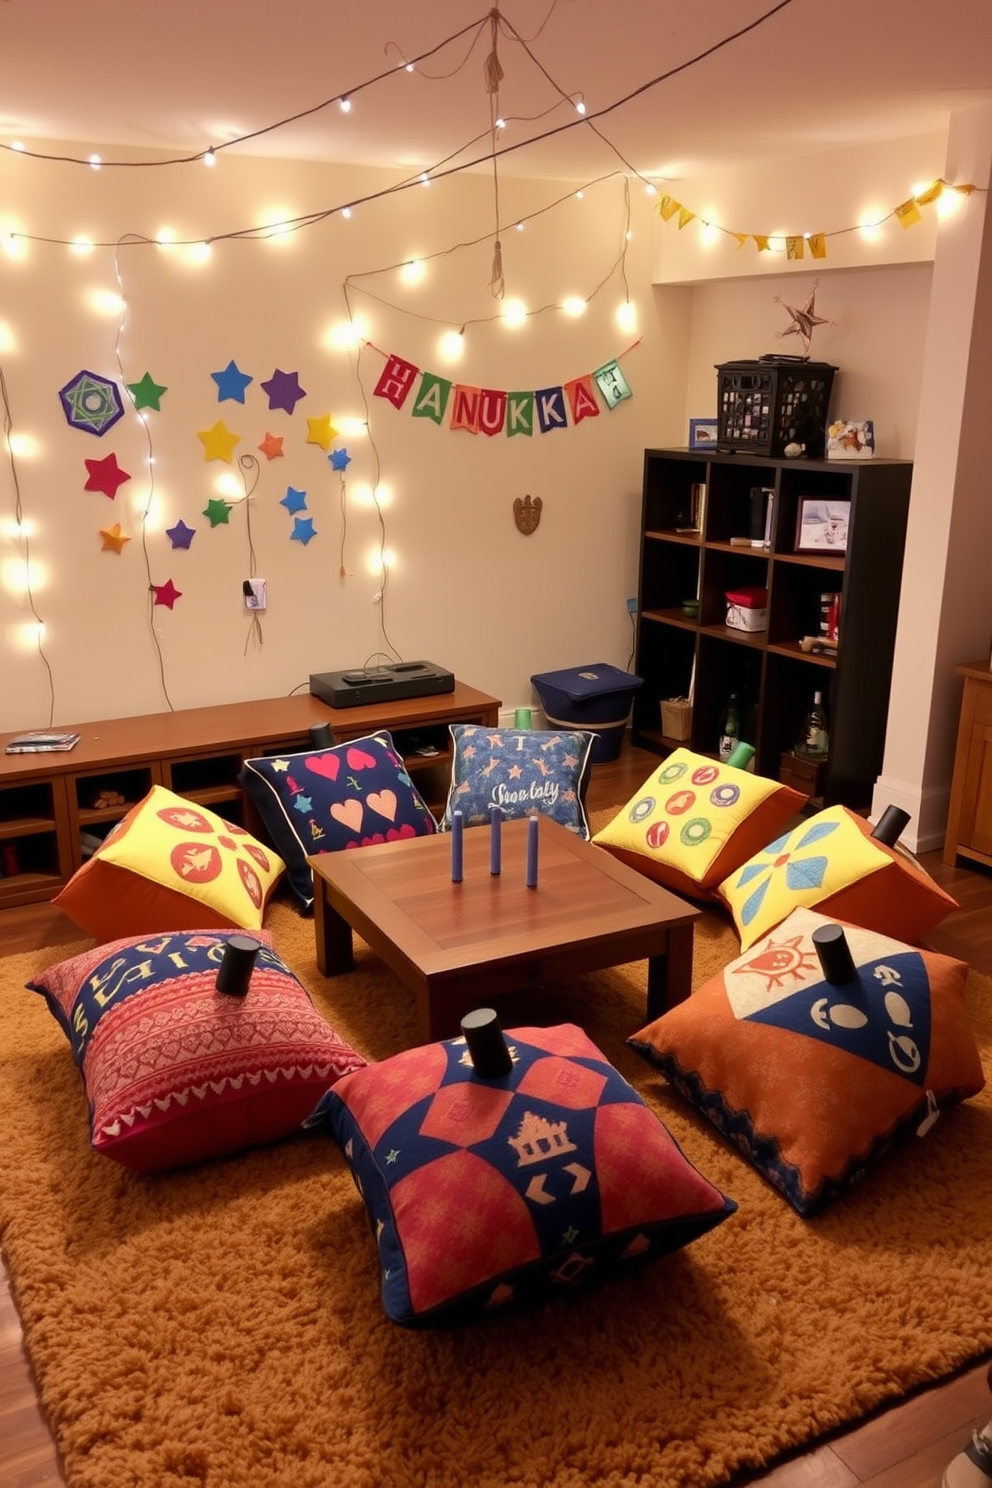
[
  {"left": 800, "top": 691, "right": 829, "bottom": 758},
  {"left": 718, "top": 691, "right": 741, "bottom": 762}
]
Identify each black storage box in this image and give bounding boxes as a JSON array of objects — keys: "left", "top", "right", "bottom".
[{"left": 716, "top": 356, "right": 837, "bottom": 458}]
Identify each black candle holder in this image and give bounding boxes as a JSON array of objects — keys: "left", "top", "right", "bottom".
[
  {"left": 461, "top": 1007, "right": 513, "bottom": 1078},
  {"left": 215, "top": 935, "right": 263, "bottom": 997},
  {"left": 309, "top": 722, "right": 334, "bottom": 750},
  {"left": 811, "top": 923, "right": 857, "bottom": 986}
]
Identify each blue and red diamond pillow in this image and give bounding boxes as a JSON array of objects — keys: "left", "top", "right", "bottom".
[
  {"left": 629, "top": 907, "right": 985, "bottom": 1215},
  {"left": 240, "top": 731, "right": 437, "bottom": 910},
  {"left": 307, "top": 1021, "right": 736, "bottom": 1325}
]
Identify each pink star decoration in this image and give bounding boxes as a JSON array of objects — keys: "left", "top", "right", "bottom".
[
  {"left": 84, "top": 452, "right": 131, "bottom": 499},
  {"left": 152, "top": 579, "right": 182, "bottom": 609}
]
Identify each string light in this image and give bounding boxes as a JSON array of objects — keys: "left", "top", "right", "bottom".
[
  {"left": 204, "top": 148, "right": 217, "bottom": 167},
  {"left": 88, "top": 154, "right": 102, "bottom": 171},
  {"left": 340, "top": 97, "right": 352, "bottom": 113}
]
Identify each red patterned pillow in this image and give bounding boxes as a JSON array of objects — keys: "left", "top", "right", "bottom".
[
  {"left": 307, "top": 1021, "right": 736, "bottom": 1325},
  {"left": 28, "top": 928, "right": 366, "bottom": 1172}
]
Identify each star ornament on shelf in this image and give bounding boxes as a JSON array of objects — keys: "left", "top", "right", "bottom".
[{"left": 775, "top": 282, "right": 834, "bottom": 358}]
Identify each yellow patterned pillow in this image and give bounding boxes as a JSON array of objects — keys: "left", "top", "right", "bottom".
[
  {"left": 592, "top": 750, "right": 806, "bottom": 900},
  {"left": 54, "top": 784, "right": 285, "bottom": 942},
  {"left": 717, "top": 805, "right": 958, "bottom": 951}
]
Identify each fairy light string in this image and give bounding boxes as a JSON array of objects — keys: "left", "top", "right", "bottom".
[{"left": 0, "top": 363, "right": 56, "bottom": 726}]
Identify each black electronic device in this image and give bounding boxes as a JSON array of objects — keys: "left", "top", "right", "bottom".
[{"left": 309, "top": 660, "right": 455, "bottom": 709}]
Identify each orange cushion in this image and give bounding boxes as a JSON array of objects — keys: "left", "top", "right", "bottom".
[{"left": 54, "top": 784, "right": 284, "bottom": 942}]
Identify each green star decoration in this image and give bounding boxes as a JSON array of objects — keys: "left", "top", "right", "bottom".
[
  {"left": 127, "top": 372, "right": 168, "bottom": 411},
  {"left": 202, "top": 498, "right": 232, "bottom": 527}
]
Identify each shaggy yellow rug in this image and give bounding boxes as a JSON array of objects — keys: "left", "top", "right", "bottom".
[{"left": 1, "top": 886, "right": 991, "bottom": 1488}]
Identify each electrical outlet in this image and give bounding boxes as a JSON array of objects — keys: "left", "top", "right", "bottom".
[
  {"left": 626, "top": 596, "right": 638, "bottom": 615},
  {"left": 243, "top": 579, "right": 267, "bottom": 611}
]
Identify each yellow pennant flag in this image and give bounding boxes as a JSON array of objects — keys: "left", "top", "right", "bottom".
[
  {"left": 808, "top": 232, "right": 827, "bottom": 259},
  {"left": 658, "top": 195, "right": 681, "bottom": 222},
  {"left": 915, "top": 179, "right": 944, "bottom": 206},
  {"left": 953, "top": 182, "right": 977, "bottom": 195},
  {"left": 677, "top": 207, "right": 695, "bottom": 230},
  {"left": 732, "top": 232, "right": 749, "bottom": 249},
  {"left": 786, "top": 236, "right": 805, "bottom": 260},
  {"left": 753, "top": 235, "right": 771, "bottom": 252},
  {"left": 895, "top": 197, "right": 922, "bottom": 228}
]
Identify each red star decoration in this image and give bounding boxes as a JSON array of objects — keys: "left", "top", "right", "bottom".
[
  {"left": 152, "top": 579, "right": 182, "bottom": 609},
  {"left": 258, "top": 431, "right": 284, "bottom": 460},
  {"left": 84, "top": 452, "right": 131, "bottom": 499}
]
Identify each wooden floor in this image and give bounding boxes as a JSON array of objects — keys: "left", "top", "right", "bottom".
[{"left": 1, "top": 741, "right": 990, "bottom": 1488}]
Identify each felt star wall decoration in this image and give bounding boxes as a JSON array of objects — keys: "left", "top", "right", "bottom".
[
  {"left": 165, "top": 519, "right": 196, "bottom": 549},
  {"left": 775, "top": 284, "right": 833, "bottom": 357},
  {"left": 261, "top": 368, "right": 306, "bottom": 414},
  {"left": 258, "top": 431, "right": 284, "bottom": 460},
  {"left": 202, "top": 498, "right": 232, "bottom": 527},
  {"left": 58, "top": 370, "right": 125, "bottom": 435},
  {"left": 280, "top": 486, "right": 308, "bottom": 514},
  {"left": 306, "top": 413, "right": 338, "bottom": 451},
  {"left": 211, "top": 359, "right": 253, "bottom": 403},
  {"left": 99, "top": 522, "right": 130, "bottom": 554},
  {"left": 84, "top": 452, "right": 131, "bottom": 499},
  {"left": 127, "top": 372, "right": 168, "bottom": 411},
  {"left": 197, "top": 419, "right": 241, "bottom": 462},
  {"left": 152, "top": 579, "right": 182, "bottom": 609},
  {"left": 328, "top": 447, "right": 352, "bottom": 471},
  {"left": 291, "top": 516, "right": 317, "bottom": 545}
]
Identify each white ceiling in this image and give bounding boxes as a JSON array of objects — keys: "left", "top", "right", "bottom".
[{"left": 1, "top": 0, "right": 990, "bottom": 182}]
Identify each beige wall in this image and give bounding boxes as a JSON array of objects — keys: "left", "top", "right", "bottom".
[{"left": 0, "top": 150, "right": 685, "bottom": 731}]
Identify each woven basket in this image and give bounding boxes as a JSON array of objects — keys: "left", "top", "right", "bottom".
[{"left": 660, "top": 698, "right": 692, "bottom": 741}]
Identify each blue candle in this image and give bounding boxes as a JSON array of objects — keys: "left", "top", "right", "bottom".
[
  {"left": 526, "top": 813, "right": 539, "bottom": 888},
  {"left": 490, "top": 804, "right": 501, "bottom": 875},
  {"left": 451, "top": 809, "right": 464, "bottom": 883}
]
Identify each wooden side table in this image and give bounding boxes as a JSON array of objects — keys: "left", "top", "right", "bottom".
[{"left": 943, "top": 660, "right": 992, "bottom": 868}]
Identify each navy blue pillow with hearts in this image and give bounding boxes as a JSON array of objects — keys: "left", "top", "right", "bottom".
[{"left": 240, "top": 730, "right": 437, "bottom": 909}]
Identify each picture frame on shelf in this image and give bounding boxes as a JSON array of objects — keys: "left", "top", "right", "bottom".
[
  {"left": 688, "top": 418, "right": 718, "bottom": 450},
  {"left": 826, "top": 420, "right": 875, "bottom": 460},
  {"left": 795, "top": 497, "right": 851, "bottom": 555}
]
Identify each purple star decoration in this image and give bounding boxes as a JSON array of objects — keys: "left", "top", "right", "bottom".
[
  {"left": 261, "top": 368, "right": 307, "bottom": 414},
  {"left": 165, "top": 519, "right": 196, "bottom": 550},
  {"left": 58, "top": 370, "right": 125, "bottom": 436}
]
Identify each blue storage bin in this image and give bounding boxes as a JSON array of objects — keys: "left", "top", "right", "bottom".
[{"left": 530, "top": 663, "right": 643, "bottom": 763}]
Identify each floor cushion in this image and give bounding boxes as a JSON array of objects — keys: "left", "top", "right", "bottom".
[
  {"left": 717, "top": 804, "right": 958, "bottom": 950},
  {"left": 628, "top": 906, "right": 985, "bottom": 1216},
  {"left": 593, "top": 748, "right": 806, "bottom": 899},
  {"left": 240, "top": 731, "right": 437, "bottom": 910},
  {"left": 307, "top": 1020, "right": 736, "bottom": 1326},
  {"left": 27, "top": 928, "right": 366, "bottom": 1172},
  {"left": 53, "top": 784, "right": 285, "bottom": 942},
  {"left": 441, "top": 724, "right": 595, "bottom": 838}
]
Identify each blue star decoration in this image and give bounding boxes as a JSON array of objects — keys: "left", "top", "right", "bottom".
[
  {"left": 292, "top": 794, "right": 313, "bottom": 814},
  {"left": 211, "top": 359, "right": 253, "bottom": 403},
  {"left": 261, "top": 368, "right": 307, "bottom": 414},
  {"left": 165, "top": 519, "right": 196, "bottom": 549},
  {"left": 328, "top": 447, "right": 351, "bottom": 471},
  {"left": 291, "top": 516, "right": 317, "bottom": 545},
  {"left": 280, "top": 486, "right": 308, "bottom": 514}
]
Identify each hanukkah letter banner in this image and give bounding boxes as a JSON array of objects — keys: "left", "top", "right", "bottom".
[{"left": 372, "top": 350, "right": 634, "bottom": 437}]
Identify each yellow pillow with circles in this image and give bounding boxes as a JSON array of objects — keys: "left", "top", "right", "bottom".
[{"left": 592, "top": 749, "right": 806, "bottom": 900}]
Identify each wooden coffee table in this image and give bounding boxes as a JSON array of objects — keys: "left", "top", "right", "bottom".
[{"left": 310, "top": 815, "right": 699, "bottom": 1043}]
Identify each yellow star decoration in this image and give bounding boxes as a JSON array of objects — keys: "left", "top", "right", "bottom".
[
  {"left": 306, "top": 413, "right": 339, "bottom": 452},
  {"left": 197, "top": 419, "right": 241, "bottom": 463},
  {"left": 99, "top": 522, "right": 131, "bottom": 554},
  {"left": 271, "top": 759, "right": 290, "bottom": 772}
]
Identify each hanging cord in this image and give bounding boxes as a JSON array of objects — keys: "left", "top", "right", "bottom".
[
  {"left": 239, "top": 454, "right": 263, "bottom": 655},
  {"left": 337, "top": 468, "right": 349, "bottom": 579},
  {"left": 113, "top": 236, "right": 175, "bottom": 710},
  {"left": 0, "top": 363, "right": 56, "bottom": 726},
  {"left": 485, "top": 8, "right": 505, "bottom": 299}
]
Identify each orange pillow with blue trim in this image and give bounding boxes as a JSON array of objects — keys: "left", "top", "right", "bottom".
[
  {"left": 592, "top": 749, "right": 806, "bottom": 900},
  {"left": 716, "top": 805, "right": 957, "bottom": 951},
  {"left": 628, "top": 907, "right": 985, "bottom": 1215},
  {"left": 53, "top": 784, "right": 285, "bottom": 942}
]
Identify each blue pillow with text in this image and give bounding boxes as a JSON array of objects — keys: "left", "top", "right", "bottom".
[{"left": 441, "top": 725, "right": 595, "bottom": 838}]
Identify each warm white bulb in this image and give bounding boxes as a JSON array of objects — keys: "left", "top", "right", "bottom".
[
  {"left": 400, "top": 259, "right": 425, "bottom": 285},
  {"left": 87, "top": 289, "right": 126, "bottom": 317},
  {"left": 645, "top": 183, "right": 657, "bottom": 196},
  {"left": 12, "top": 141, "right": 25, "bottom": 152},
  {"left": 405, "top": 62, "right": 414, "bottom": 73},
  {"left": 561, "top": 296, "right": 586, "bottom": 317},
  {"left": 699, "top": 222, "right": 719, "bottom": 247},
  {"left": 501, "top": 298, "right": 528, "bottom": 329},
  {"left": 7, "top": 433, "right": 38, "bottom": 459},
  {"left": 495, "top": 117, "right": 506, "bottom": 129},
  {"left": 615, "top": 300, "right": 637, "bottom": 335},
  {"left": 340, "top": 97, "right": 351, "bottom": 112},
  {"left": 575, "top": 190, "right": 584, "bottom": 201},
  {"left": 155, "top": 227, "right": 175, "bottom": 248},
  {"left": 420, "top": 173, "right": 430, "bottom": 186},
  {"left": 69, "top": 235, "right": 93, "bottom": 255},
  {"left": 574, "top": 100, "right": 586, "bottom": 115},
  {"left": 858, "top": 211, "right": 884, "bottom": 242},
  {"left": 515, "top": 221, "right": 524, "bottom": 232},
  {"left": 203, "top": 149, "right": 216, "bottom": 167},
  {"left": 935, "top": 189, "right": 963, "bottom": 220},
  {"left": 342, "top": 207, "right": 352, "bottom": 219},
  {"left": 88, "top": 153, "right": 102, "bottom": 170},
  {"left": 438, "top": 330, "right": 465, "bottom": 363}
]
